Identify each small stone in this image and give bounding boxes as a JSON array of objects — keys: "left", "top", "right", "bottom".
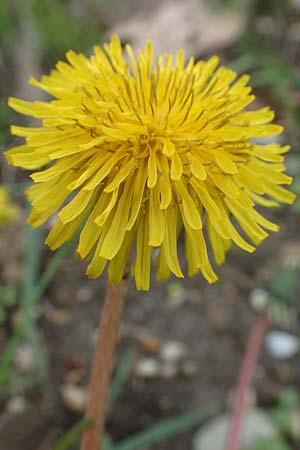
[
  {"left": 14, "top": 345, "right": 34, "bottom": 373},
  {"left": 134, "top": 357, "right": 160, "bottom": 379},
  {"left": 131, "top": 326, "right": 162, "bottom": 353},
  {"left": 76, "top": 286, "right": 93, "bottom": 303},
  {"left": 61, "top": 384, "right": 87, "bottom": 413},
  {"left": 160, "top": 341, "right": 187, "bottom": 364},
  {"left": 265, "top": 331, "right": 300, "bottom": 359},
  {"left": 193, "top": 409, "right": 278, "bottom": 450},
  {"left": 249, "top": 288, "right": 269, "bottom": 313},
  {"left": 6, "top": 396, "right": 26, "bottom": 414},
  {"left": 141, "top": 336, "right": 162, "bottom": 353}
]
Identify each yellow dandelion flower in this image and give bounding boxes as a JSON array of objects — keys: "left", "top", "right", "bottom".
[
  {"left": 0, "top": 186, "right": 19, "bottom": 225},
  {"left": 6, "top": 36, "right": 295, "bottom": 290}
]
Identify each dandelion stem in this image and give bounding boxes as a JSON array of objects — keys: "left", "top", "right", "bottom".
[
  {"left": 225, "top": 314, "right": 269, "bottom": 450},
  {"left": 81, "top": 282, "right": 125, "bottom": 450}
]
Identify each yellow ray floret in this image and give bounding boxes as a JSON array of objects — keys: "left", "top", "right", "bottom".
[
  {"left": 0, "top": 187, "right": 19, "bottom": 226},
  {"left": 6, "top": 35, "right": 295, "bottom": 290}
]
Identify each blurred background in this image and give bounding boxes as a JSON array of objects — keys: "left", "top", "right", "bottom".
[{"left": 1, "top": 1, "right": 300, "bottom": 449}]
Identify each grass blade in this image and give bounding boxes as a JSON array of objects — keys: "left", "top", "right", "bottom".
[
  {"left": 31, "top": 238, "right": 74, "bottom": 304},
  {"left": 0, "top": 239, "right": 74, "bottom": 387},
  {"left": 113, "top": 403, "right": 218, "bottom": 450},
  {"left": 52, "top": 418, "right": 92, "bottom": 450},
  {"left": 22, "top": 224, "right": 47, "bottom": 379},
  {"left": 0, "top": 224, "right": 45, "bottom": 386},
  {"left": 108, "top": 346, "right": 136, "bottom": 410}
]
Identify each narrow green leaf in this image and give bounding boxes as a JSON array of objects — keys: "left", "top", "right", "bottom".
[
  {"left": 0, "top": 224, "right": 46, "bottom": 386},
  {"left": 0, "top": 374, "right": 34, "bottom": 398},
  {"left": 248, "top": 436, "right": 291, "bottom": 450},
  {"left": 113, "top": 404, "right": 218, "bottom": 450},
  {"left": 31, "top": 238, "right": 74, "bottom": 304},
  {"left": 108, "top": 346, "right": 136, "bottom": 410},
  {"left": 52, "top": 418, "right": 92, "bottom": 450},
  {"left": 21, "top": 224, "right": 47, "bottom": 379},
  {"left": 103, "top": 434, "right": 114, "bottom": 450},
  {"left": 0, "top": 239, "right": 73, "bottom": 385},
  {"left": 22, "top": 223, "right": 43, "bottom": 305}
]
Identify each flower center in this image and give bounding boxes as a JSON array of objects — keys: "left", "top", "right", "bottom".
[{"left": 138, "top": 132, "right": 151, "bottom": 144}]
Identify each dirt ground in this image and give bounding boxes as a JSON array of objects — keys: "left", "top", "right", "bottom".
[{"left": 1, "top": 207, "right": 299, "bottom": 450}]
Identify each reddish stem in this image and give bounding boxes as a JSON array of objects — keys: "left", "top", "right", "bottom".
[
  {"left": 81, "top": 283, "right": 125, "bottom": 450},
  {"left": 225, "top": 314, "right": 269, "bottom": 450}
]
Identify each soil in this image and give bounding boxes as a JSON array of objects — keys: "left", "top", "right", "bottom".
[{"left": 1, "top": 207, "right": 299, "bottom": 450}]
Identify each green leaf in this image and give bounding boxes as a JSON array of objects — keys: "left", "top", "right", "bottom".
[
  {"left": 112, "top": 404, "right": 218, "bottom": 450},
  {"left": 268, "top": 387, "right": 300, "bottom": 437},
  {"left": 108, "top": 346, "right": 136, "bottom": 410},
  {"left": 0, "top": 224, "right": 47, "bottom": 387},
  {"left": 103, "top": 434, "right": 114, "bottom": 450},
  {"left": 278, "top": 387, "right": 300, "bottom": 409},
  {"left": 246, "top": 435, "right": 292, "bottom": 450},
  {"left": 30, "top": 238, "right": 74, "bottom": 305},
  {"left": 0, "top": 373, "right": 35, "bottom": 398},
  {"left": 0, "top": 283, "right": 18, "bottom": 307},
  {"left": 52, "top": 418, "right": 92, "bottom": 450},
  {"left": 0, "top": 237, "right": 73, "bottom": 388},
  {"left": 31, "top": 0, "right": 104, "bottom": 64}
]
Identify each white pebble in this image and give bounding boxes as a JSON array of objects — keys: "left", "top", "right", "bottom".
[
  {"left": 249, "top": 288, "right": 269, "bottom": 312},
  {"left": 134, "top": 357, "right": 160, "bottom": 378},
  {"left": 6, "top": 396, "right": 27, "bottom": 414},
  {"left": 265, "top": 331, "right": 300, "bottom": 359},
  {"left": 61, "top": 384, "right": 87, "bottom": 413},
  {"left": 14, "top": 344, "right": 34, "bottom": 373},
  {"left": 160, "top": 341, "right": 187, "bottom": 363},
  {"left": 193, "top": 409, "right": 278, "bottom": 450}
]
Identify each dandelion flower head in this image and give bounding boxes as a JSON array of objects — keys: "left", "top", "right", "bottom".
[
  {"left": 6, "top": 36, "right": 295, "bottom": 290},
  {"left": 0, "top": 187, "right": 19, "bottom": 226}
]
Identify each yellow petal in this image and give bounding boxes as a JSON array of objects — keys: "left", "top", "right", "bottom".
[
  {"left": 149, "top": 187, "right": 165, "bottom": 246},
  {"left": 214, "top": 149, "right": 237, "bottom": 174},
  {"left": 170, "top": 153, "right": 183, "bottom": 180},
  {"left": 133, "top": 213, "right": 152, "bottom": 291},
  {"left": 59, "top": 189, "right": 94, "bottom": 224},
  {"left": 162, "top": 139, "right": 176, "bottom": 156},
  {"left": 162, "top": 207, "right": 183, "bottom": 278}
]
